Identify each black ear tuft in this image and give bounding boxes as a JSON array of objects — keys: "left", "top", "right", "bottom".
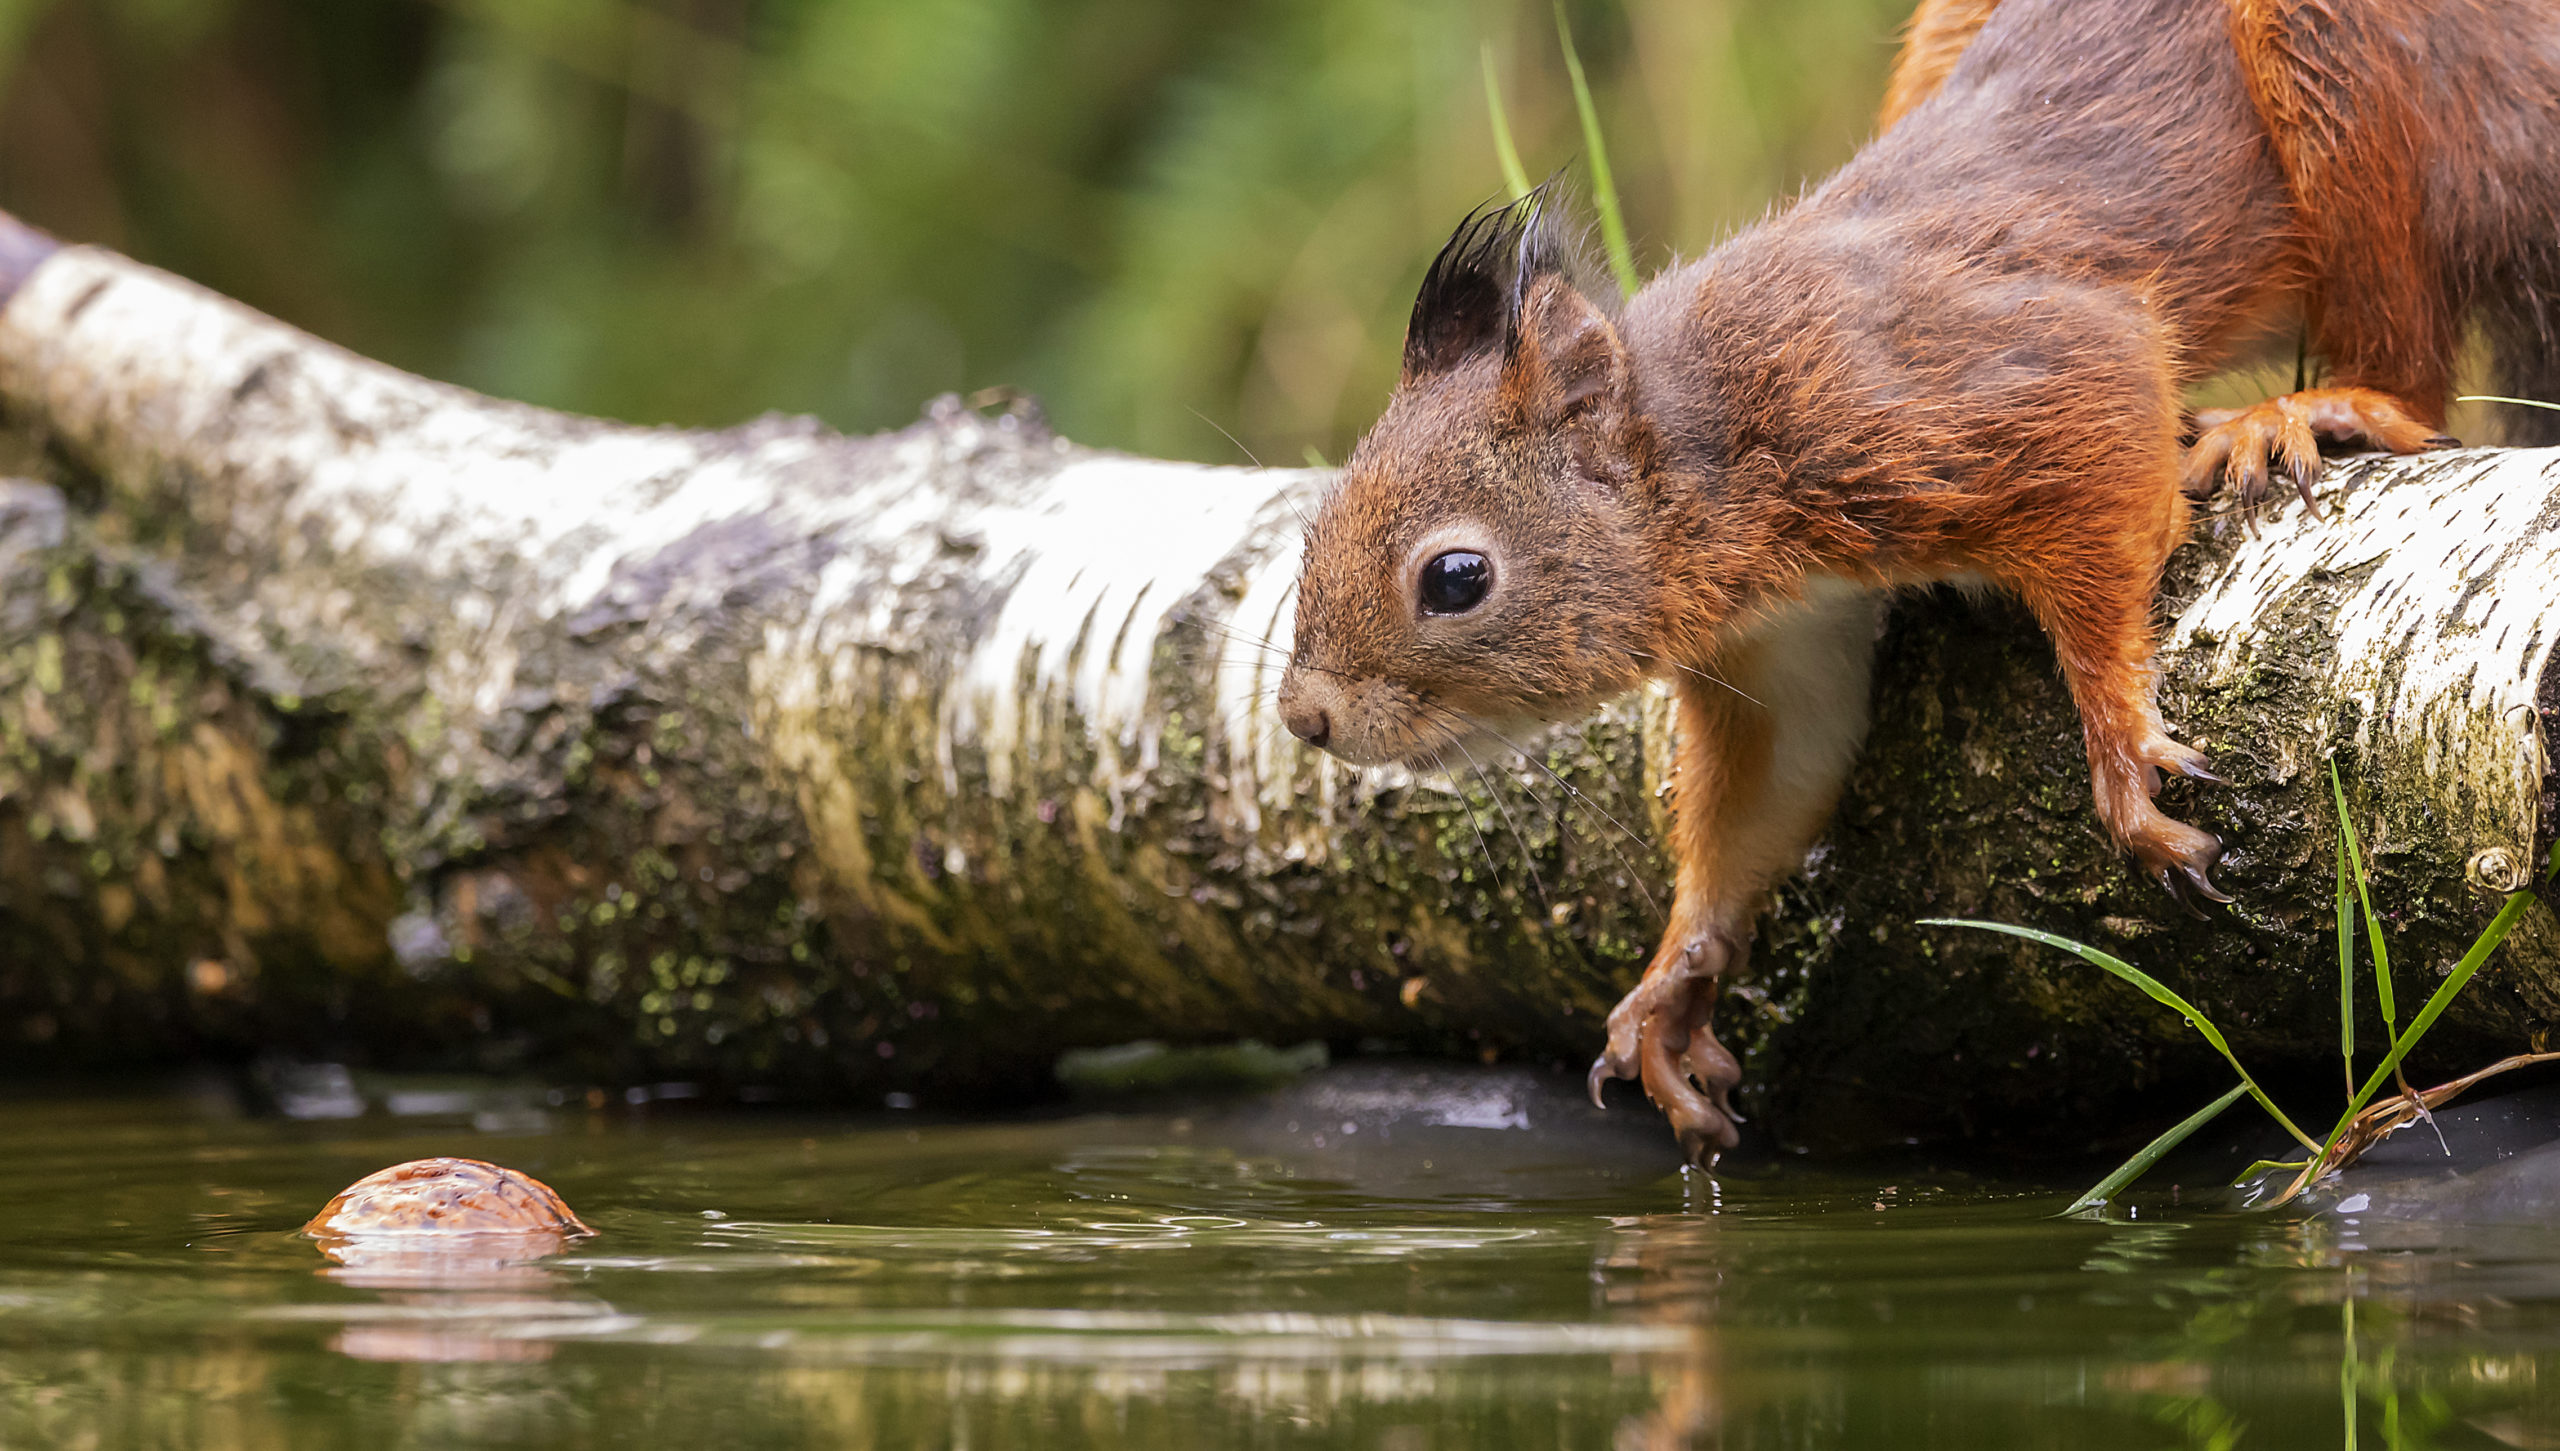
[{"left": 1402, "top": 179, "right": 1610, "bottom": 382}]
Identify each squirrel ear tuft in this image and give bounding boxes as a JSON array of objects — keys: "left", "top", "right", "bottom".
[
  {"left": 1402, "top": 181, "right": 1610, "bottom": 384},
  {"left": 1403, "top": 202, "right": 1514, "bottom": 380},
  {"left": 1507, "top": 276, "right": 1630, "bottom": 427}
]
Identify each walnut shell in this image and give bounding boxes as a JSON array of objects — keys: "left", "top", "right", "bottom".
[{"left": 303, "top": 1157, "right": 591, "bottom": 1241}]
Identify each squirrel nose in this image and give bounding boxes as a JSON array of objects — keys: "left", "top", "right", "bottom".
[{"left": 1283, "top": 703, "right": 1332, "bottom": 750}]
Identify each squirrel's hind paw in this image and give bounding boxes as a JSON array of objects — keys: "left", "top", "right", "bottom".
[
  {"left": 2183, "top": 388, "right": 2455, "bottom": 527},
  {"left": 2135, "top": 817, "right": 2231, "bottom": 912}
]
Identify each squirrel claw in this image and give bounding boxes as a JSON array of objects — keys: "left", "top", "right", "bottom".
[
  {"left": 2171, "top": 758, "right": 2230, "bottom": 788},
  {"left": 2159, "top": 857, "right": 2232, "bottom": 915},
  {"left": 2138, "top": 736, "right": 2222, "bottom": 791},
  {"left": 1587, "top": 1053, "right": 1631, "bottom": 1109},
  {"left": 2132, "top": 811, "right": 2228, "bottom": 915},
  {"left": 2182, "top": 861, "right": 2235, "bottom": 905},
  {"left": 1668, "top": 1106, "right": 1740, "bottom": 1165},
  {"left": 2290, "top": 458, "right": 2325, "bottom": 515},
  {"left": 2160, "top": 868, "right": 2210, "bottom": 919}
]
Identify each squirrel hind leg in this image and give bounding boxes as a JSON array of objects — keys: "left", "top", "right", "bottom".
[
  {"left": 2001, "top": 505, "right": 2236, "bottom": 908},
  {"left": 2181, "top": 388, "right": 2456, "bottom": 523}
]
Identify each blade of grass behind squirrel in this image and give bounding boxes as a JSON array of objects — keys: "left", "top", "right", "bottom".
[
  {"left": 1480, "top": 42, "right": 1534, "bottom": 202},
  {"left": 1552, "top": 2, "right": 1637, "bottom": 295}
]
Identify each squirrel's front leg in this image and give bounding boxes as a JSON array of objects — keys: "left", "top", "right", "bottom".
[{"left": 1589, "top": 583, "right": 1881, "bottom": 1163}]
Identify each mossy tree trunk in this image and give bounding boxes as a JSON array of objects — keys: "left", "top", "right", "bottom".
[{"left": 4, "top": 218, "right": 2558, "bottom": 1147}]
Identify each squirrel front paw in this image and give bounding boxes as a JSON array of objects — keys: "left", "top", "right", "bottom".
[
  {"left": 1642, "top": 1012, "right": 1743, "bottom": 1164},
  {"left": 1588, "top": 931, "right": 1744, "bottom": 1164},
  {"left": 1588, "top": 932, "right": 1731, "bottom": 1104}
]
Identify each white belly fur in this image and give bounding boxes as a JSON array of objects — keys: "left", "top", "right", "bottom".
[{"left": 1718, "top": 574, "right": 1888, "bottom": 809}]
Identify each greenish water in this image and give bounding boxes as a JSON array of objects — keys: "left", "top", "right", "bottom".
[{"left": 3, "top": 1071, "right": 2556, "bottom": 1449}]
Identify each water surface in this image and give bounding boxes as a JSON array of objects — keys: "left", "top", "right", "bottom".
[{"left": 1, "top": 1068, "right": 2554, "bottom": 1448}]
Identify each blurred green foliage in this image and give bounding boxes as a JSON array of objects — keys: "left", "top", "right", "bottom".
[{"left": 0, "top": 0, "right": 1912, "bottom": 462}]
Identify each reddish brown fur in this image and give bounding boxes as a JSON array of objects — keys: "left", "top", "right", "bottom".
[
  {"left": 1878, "top": 0, "right": 2003, "bottom": 131},
  {"left": 1281, "top": 0, "right": 2560, "bottom": 1159},
  {"left": 2237, "top": 1, "right": 2451, "bottom": 410}
]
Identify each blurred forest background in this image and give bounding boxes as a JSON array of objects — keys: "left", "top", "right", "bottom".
[{"left": 0, "top": 0, "right": 1915, "bottom": 465}]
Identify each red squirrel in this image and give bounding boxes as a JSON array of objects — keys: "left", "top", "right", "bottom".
[{"left": 1276, "top": 0, "right": 2560, "bottom": 1161}]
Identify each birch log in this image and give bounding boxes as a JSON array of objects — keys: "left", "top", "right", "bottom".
[{"left": 3, "top": 217, "right": 2559, "bottom": 1148}]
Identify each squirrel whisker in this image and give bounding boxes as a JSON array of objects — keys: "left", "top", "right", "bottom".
[
  {"left": 1186, "top": 407, "right": 1264, "bottom": 470},
  {"left": 1449, "top": 734, "right": 1553, "bottom": 916},
  {"left": 1625, "top": 650, "right": 1766, "bottom": 711},
  {"left": 1451, "top": 710, "right": 1666, "bottom": 924},
  {"left": 1427, "top": 748, "right": 1515, "bottom": 907}
]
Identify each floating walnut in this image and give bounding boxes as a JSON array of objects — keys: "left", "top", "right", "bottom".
[{"left": 303, "top": 1157, "right": 592, "bottom": 1247}]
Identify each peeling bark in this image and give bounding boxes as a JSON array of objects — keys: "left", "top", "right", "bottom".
[{"left": 4, "top": 221, "right": 2559, "bottom": 1147}]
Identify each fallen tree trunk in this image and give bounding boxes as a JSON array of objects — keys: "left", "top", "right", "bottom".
[{"left": 2, "top": 217, "right": 2557, "bottom": 1147}]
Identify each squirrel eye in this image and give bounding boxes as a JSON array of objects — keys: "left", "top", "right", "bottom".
[{"left": 1418, "top": 551, "right": 1492, "bottom": 615}]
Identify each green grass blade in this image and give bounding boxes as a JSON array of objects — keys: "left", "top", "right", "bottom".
[
  {"left": 2064, "top": 1082, "right": 2249, "bottom": 1216},
  {"left": 2324, "top": 885, "right": 2539, "bottom": 1143},
  {"left": 1922, "top": 919, "right": 2324, "bottom": 1152},
  {"left": 2337, "top": 824, "right": 2355, "bottom": 1094},
  {"left": 1552, "top": 1, "right": 1637, "bottom": 296},
  {"left": 2456, "top": 394, "right": 2560, "bottom": 411},
  {"left": 1479, "top": 42, "right": 1533, "bottom": 203},
  {"left": 2331, "top": 765, "right": 2396, "bottom": 1033}
]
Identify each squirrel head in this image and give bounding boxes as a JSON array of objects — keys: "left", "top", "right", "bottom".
[{"left": 1278, "top": 190, "right": 1666, "bottom": 767}]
